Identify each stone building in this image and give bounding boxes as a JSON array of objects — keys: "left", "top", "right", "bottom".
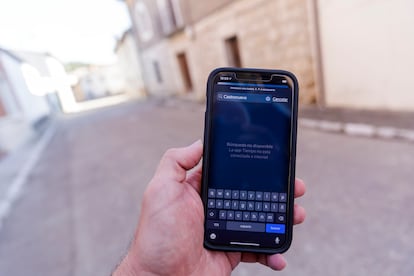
[
  {"left": 114, "top": 28, "right": 147, "bottom": 99},
  {"left": 316, "top": 0, "right": 414, "bottom": 111},
  {"left": 124, "top": 0, "right": 414, "bottom": 111},
  {"left": 124, "top": 0, "right": 319, "bottom": 104}
]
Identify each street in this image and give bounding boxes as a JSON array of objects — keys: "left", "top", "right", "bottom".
[{"left": 0, "top": 99, "right": 413, "bottom": 276}]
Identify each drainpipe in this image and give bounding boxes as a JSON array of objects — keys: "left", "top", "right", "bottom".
[{"left": 308, "top": 0, "right": 326, "bottom": 107}]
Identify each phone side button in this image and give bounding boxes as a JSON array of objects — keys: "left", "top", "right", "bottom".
[
  {"left": 265, "top": 224, "right": 285, "bottom": 234},
  {"left": 226, "top": 221, "right": 265, "bottom": 232}
]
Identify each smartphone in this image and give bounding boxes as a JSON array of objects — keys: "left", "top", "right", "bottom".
[{"left": 201, "top": 67, "right": 298, "bottom": 254}]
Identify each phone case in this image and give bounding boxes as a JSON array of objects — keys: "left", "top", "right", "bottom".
[{"left": 201, "top": 67, "right": 299, "bottom": 254}]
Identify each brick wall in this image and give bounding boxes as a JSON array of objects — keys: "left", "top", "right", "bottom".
[
  {"left": 181, "top": 0, "right": 234, "bottom": 23},
  {"left": 169, "top": 0, "right": 317, "bottom": 103}
]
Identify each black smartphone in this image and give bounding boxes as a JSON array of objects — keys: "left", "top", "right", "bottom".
[{"left": 201, "top": 67, "right": 299, "bottom": 254}]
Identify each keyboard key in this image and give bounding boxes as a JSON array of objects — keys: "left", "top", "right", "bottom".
[
  {"left": 235, "top": 211, "right": 243, "bottom": 220},
  {"left": 231, "top": 200, "right": 239, "bottom": 210},
  {"left": 276, "top": 214, "right": 285, "bottom": 223},
  {"left": 265, "top": 224, "right": 285, "bottom": 234},
  {"left": 248, "top": 191, "right": 255, "bottom": 200},
  {"left": 263, "top": 202, "right": 270, "bottom": 212},
  {"left": 255, "top": 202, "right": 262, "bottom": 211},
  {"left": 239, "top": 201, "right": 247, "bottom": 210},
  {"left": 255, "top": 191, "right": 263, "bottom": 201},
  {"left": 243, "top": 212, "right": 250, "bottom": 221},
  {"left": 207, "top": 220, "right": 225, "bottom": 229},
  {"left": 271, "top": 192, "right": 279, "bottom": 202},
  {"left": 224, "top": 190, "right": 232, "bottom": 199},
  {"left": 250, "top": 212, "right": 258, "bottom": 221},
  {"left": 232, "top": 190, "right": 239, "bottom": 199},
  {"left": 279, "top": 203, "right": 286, "bottom": 213},
  {"left": 247, "top": 201, "right": 255, "bottom": 211},
  {"left": 271, "top": 203, "right": 278, "bottom": 212},
  {"left": 216, "top": 200, "right": 223, "bottom": 209},
  {"left": 216, "top": 189, "right": 224, "bottom": 198},
  {"left": 227, "top": 221, "right": 266, "bottom": 232},
  {"left": 208, "top": 189, "right": 216, "bottom": 198},
  {"left": 263, "top": 192, "right": 271, "bottom": 201},
  {"left": 258, "top": 213, "right": 266, "bottom": 222},
  {"left": 207, "top": 209, "right": 217, "bottom": 219},
  {"left": 208, "top": 199, "right": 215, "bottom": 208},
  {"left": 227, "top": 211, "right": 234, "bottom": 220},
  {"left": 266, "top": 213, "right": 274, "bottom": 223},
  {"left": 240, "top": 190, "right": 247, "bottom": 200},
  {"left": 224, "top": 200, "right": 231, "bottom": 209},
  {"left": 279, "top": 193, "right": 287, "bottom": 202},
  {"left": 219, "top": 210, "right": 226, "bottom": 220}
]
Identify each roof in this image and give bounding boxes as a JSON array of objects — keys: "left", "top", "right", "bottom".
[
  {"left": 0, "top": 47, "right": 24, "bottom": 63},
  {"left": 114, "top": 28, "right": 133, "bottom": 52}
]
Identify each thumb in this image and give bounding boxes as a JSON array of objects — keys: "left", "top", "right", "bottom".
[{"left": 155, "top": 140, "right": 203, "bottom": 183}]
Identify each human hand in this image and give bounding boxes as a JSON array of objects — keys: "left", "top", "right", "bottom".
[{"left": 113, "top": 140, "right": 306, "bottom": 276}]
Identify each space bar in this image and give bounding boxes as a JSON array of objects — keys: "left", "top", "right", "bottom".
[{"left": 226, "top": 221, "right": 265, "bottom": 232}]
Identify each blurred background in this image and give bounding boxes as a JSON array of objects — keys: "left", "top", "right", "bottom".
[{"left": 0, "top": 0, "right": 413, "bottom": 275}]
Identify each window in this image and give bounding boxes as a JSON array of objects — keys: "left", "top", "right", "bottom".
[
  {"left": 0, "top": 74, "right": 6, "bottom": 116},
  {"left": 0, "top": 97, "right": 6, "bottom": 117},
  {"left": 135, "top": 2, "right": 154, "bottom": 42},
  {"left": 157, "top": 0, "right": 183, "bottom": 34},
  {"left": 225, "top": 36, "right": 242, "bottom": 67},
  {"left": 153, "top": 60, "right": 163, "bottom": 83}
]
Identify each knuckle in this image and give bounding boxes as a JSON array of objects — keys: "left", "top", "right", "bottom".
[{"left": 163, "top": 148, "right": 179, "bottom": 160}]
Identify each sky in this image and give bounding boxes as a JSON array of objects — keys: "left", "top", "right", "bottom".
[{"left": 0, "top": 0, "right": 131, "bottom": 64}]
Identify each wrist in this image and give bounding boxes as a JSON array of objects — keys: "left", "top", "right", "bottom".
[{"left": 113, "top": 252, "right": 156, "bottom": 276}]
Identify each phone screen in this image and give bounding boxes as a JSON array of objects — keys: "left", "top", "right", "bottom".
[{"left": 202, "top": 68, "right": 298, "bottom": 253}]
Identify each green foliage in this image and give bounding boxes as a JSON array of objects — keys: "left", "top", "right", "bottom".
[{"left": 64, "top": 62, "right": 89, "bottom": 72}]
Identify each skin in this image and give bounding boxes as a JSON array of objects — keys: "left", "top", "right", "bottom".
[{"left": 113, "top": 140, "right": 306, "bottom": 276}]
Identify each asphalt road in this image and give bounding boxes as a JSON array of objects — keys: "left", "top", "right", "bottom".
[{"left": 0, "top": 99, "right": 413, "bottom": 276}]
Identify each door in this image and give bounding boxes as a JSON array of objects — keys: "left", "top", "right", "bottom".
[{"left": 177, "top": 52, "right": 193, "bottom": 93}]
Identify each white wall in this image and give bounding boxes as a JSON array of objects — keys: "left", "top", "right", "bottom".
[
  {"left": 116, "top": 33, "right": 146, "bottom": 97},
  {"left": 0, "top": 73, "right": 20, "bottom": 116},
  {"left": 140, "top": 40, "right": 180, "bottom": 96},
  {"left": 0, "top": 52, "right": 50, "bottom": 123},
  {"left": 318, "top": 0, "right": 414, "bottom": 110}
]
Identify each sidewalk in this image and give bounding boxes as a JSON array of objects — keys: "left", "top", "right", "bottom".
[
  {"left": 0, "top": 120, "right": 56, "bottom": 229},
  {"left": 152, "top": 96, "right": 414, "bottom": 141},
  {"left": 299, "top": 105, "right": 414, "bottom": 142},
  {"left": 157, "top": 96, "right": 414, "bottom": 142}
]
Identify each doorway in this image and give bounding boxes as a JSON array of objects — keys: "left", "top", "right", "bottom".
[
  {"left": 225, "top": 36, "right": 242, "bottom": 67},
  {"left": 177, "top": 52, "right": 193, "bottom": 93}
]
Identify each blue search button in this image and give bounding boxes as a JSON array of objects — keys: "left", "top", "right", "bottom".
[{"left": 266, "top": 224, "right": 285, "bottom": 234}]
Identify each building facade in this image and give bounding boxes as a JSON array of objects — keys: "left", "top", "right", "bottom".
[
  {"left": 115, "top": 28, "right": 146, "bottom": 98},
  {"left": 317, "top": 0, "right": 414, "bottom": 111},
  {"left": 125, "top": 0, "right": 414, "bottom": 111},
  {"left": 0, "top": 49, "right": 51, "bottom": 152},
  {"left": 125, "top": 0, "right": 319, "bottom": 103}
]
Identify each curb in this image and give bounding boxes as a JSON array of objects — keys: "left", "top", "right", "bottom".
[
  {"left": 0, "top": 123, "right": 57, "bottom": 231},
  {"left": 299, "top": 118, "right": 414, "bottom": 142}
]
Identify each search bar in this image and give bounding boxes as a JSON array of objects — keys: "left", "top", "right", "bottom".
[{"left": 217, "top": 92, "right": 288, "bottom": 104}]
